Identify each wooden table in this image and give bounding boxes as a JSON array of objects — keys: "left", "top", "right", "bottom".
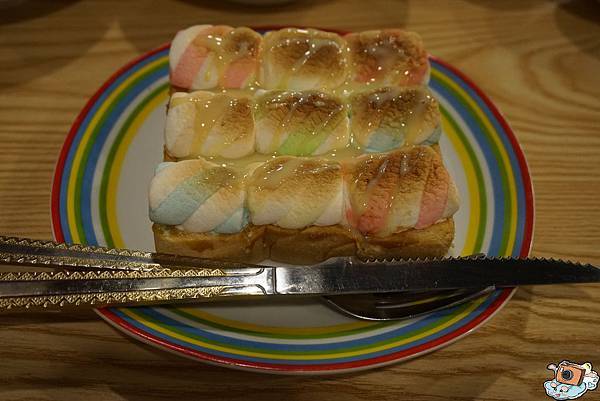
[{"left": 0, "top": 1, "right": 598, "bottom": 400}]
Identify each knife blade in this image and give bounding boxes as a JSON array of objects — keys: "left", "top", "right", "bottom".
[
  {"left": 275, "top": 256, "right": 600, "bottom": 294},
  {"left": 0, "top": 236, "right": 598, "bottom": 310}
]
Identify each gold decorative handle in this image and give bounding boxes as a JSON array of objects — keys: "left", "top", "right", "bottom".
[
  {"left": 0, "top": 286, "right": 227, "bottom": 310},
  {"left": 0, "top": 269, "right": 230, "bottom": 311},
  {"left": 0, "top": 236, "right": 276, "bottom": 311}
]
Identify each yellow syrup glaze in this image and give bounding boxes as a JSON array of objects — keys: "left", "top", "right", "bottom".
[
  {"left": 162, "top": 28, "right": 449, "bottom": 236},
  {"left": 189, "top": 94, "right": 230, "bottom": 155},
  {"left": 403, "top": 89, "right": 429, "bottom": 144},
  {"left": 191, "top": 26, "right": 261, "bottom": 88},
  {"left": 265, "top": 28, "right": 347, "bottom": 90}
]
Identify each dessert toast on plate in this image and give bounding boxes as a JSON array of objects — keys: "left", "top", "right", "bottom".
[{"left": 151, "top": 26, "right": 459, "bottom": 264}]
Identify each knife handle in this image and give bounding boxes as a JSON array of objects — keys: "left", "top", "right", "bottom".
[
  {"left": 0, "top": 236, "right": 276, "bottom": 311},
  {"left": 0, "top": 267, "right": 274, "bottom": 311}
]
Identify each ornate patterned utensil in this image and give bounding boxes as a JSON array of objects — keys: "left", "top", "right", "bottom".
[{"left": 0, "top": 236, "right": 598, "bottom": 313}]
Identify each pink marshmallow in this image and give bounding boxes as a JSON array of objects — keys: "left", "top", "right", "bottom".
[
  {"left": 221, "top": 57, "right": 256, "bottom": 88},
  {"left": 415, "top": 165, "right": 449, "bottom": 229}
]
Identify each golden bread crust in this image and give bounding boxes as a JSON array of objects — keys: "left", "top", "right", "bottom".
[
  {"left": 153, "top": 223, "right": 268, "bottom": 262},
  {"left": 153, "top": 218, "right": 454, "bottom": 264}
]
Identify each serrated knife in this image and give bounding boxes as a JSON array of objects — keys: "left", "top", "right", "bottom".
[{"left": 0, "top": 236, "right": 598, "bottom": 311}]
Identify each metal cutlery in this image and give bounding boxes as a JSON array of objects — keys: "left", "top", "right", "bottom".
[{"left": 0, "top": 236, "right": 598, "bottom": 320}]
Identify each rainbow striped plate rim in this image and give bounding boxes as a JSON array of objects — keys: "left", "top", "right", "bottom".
[{"left": 51, "top": 39, "right": 534, "bottom": 374}]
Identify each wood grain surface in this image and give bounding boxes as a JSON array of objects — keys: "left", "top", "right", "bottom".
[{"left": 0, "top": 0, "right": 599, "bottom": 400}]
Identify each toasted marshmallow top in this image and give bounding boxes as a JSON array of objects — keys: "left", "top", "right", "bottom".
[
  {"left": 165, "top": 87, "right": 442, "bottom": 161},
  {"left": 170, "top": 25, "right": 261, "bottom": 90},
  {"left": 170, "top": 26, "right": 430, "bottom": 92},
  {"left": 149, "top": 148, "right": 458, "bottom": 234},
  {"left": 345, "top": 30, "right": 430, "bottom": 87},
  {"left": 349, "top": 86, "right": 441, "bottom": 152},
  {"left": 165, "top": 91, "right": 255, "bottom": 159},
  {"left": 346, "top": 146, "right": 459, "bottom": 237},
  {"left": 158, "top": 26, "right": 457, "bottom": 237},
  {"left": 255, "top": 90, "right": 349, "bottom": 156},
  {"left": 247, "top": 156, "right": 345, "bottom": 229},
  {"left": 259, "top": 28, "right": 349, "bottom": 91}
]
